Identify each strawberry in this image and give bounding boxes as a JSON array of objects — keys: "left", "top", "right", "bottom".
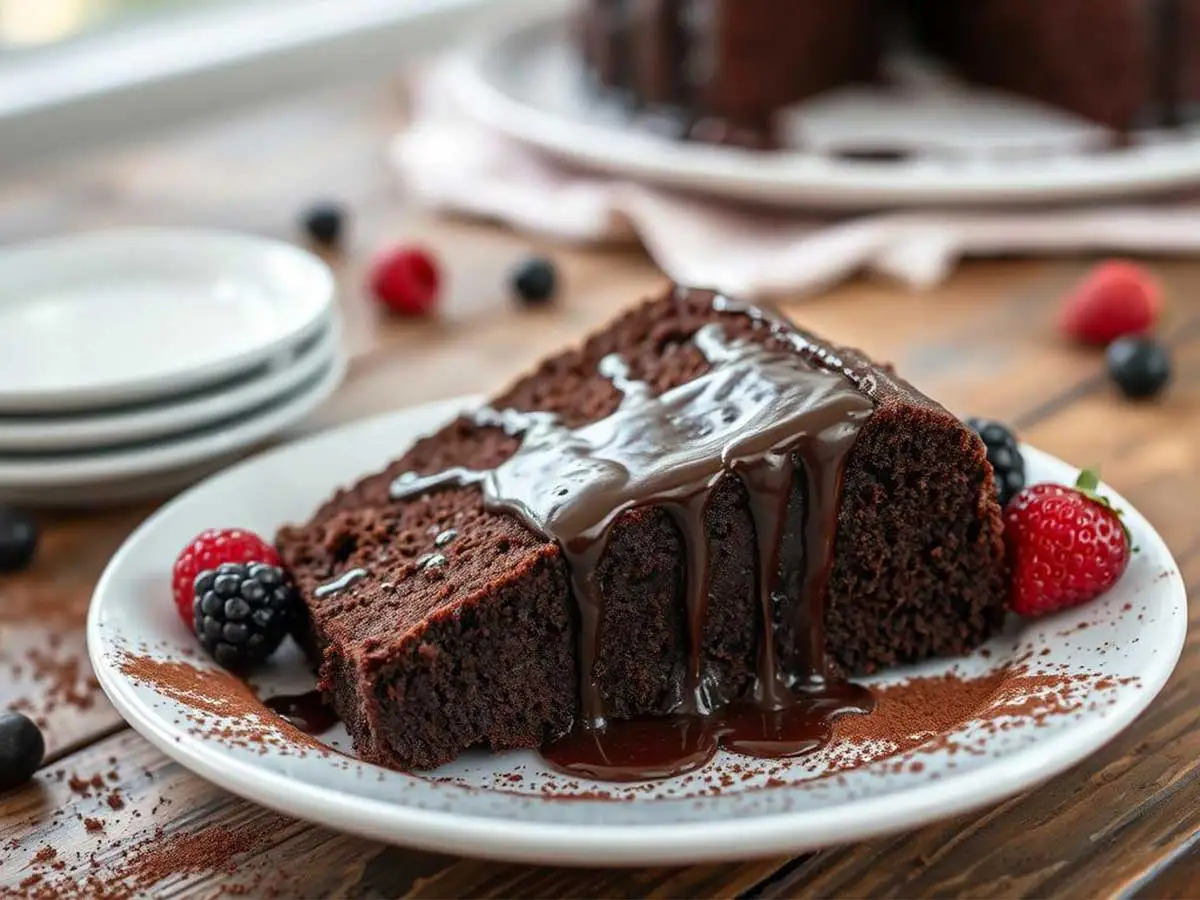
[
  {"left": 1005, "top": 470, "right": 1131, "bottom": 618},
  {"left": 1058, "top": 260, "right": 1162, "bottom": 346},
  {"left": 171, "top": 528, "right": 281, "bottom": 630}
]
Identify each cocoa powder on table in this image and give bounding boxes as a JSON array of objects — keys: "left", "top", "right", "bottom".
[{"left": 14, "top": 821, "right": 285, "bottom": 900}]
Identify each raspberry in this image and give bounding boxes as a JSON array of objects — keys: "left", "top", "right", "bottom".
[
  {"left": 369, "top": 246, "right": 441, "bottom": 316},
  {"left": 193, "top": 563, "right": 295, "bottom": 670},
  {"left": 172, "top": 529, "right": 280, "bottom": 630},
  {"left": 1058, "top": 260, "right": 1162, "bottom": 346},
  {"left": 1005, "top": 470, "right": 1131, "bottom": 618}
]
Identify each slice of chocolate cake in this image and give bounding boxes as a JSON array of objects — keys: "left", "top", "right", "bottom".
[{"left": 277, "top": 287, "right": 1008, "bottom": 776}]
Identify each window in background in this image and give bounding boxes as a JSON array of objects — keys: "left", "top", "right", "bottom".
[{"left": 0, "top": 0, "right": 227, "bottom": 50}]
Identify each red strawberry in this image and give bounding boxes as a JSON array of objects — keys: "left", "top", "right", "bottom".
[
  {"left": 369, "top": 246, "right": 441, "bottom": 316},
  {"left": 172, "top": 528, "right": 281, "bottom": 630},
  {"left": 1005, "top": 470, "right": 1131, "bottom": 618},
  {"left": 1059, "top": 261, "right": 1162, "bottom": 346}
]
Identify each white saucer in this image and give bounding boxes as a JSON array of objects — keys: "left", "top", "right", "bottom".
[
  {"left": 0, "top": 319, "right": 340, "bottom": 453},
  {"left": 0, "top": 351, "right": 346, "bottom": 507},
  {"left": 451, "top": 11, "right": 1200, "bottom": 209},
  {"left": 88, "top": 396, "right": 1187, "bottom": 865},
  {"left": 0, "top": 229, "right": 335, "bottom": 413}
]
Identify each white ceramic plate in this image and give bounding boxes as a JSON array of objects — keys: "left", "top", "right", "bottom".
[
  {"left": 0, "top": 351, "right": 345, "bottom": 506},
  {"left": 451, "top": 11, "right": 1200, "bottom": 210},
  {"left": 0, "top": 319, "right": 340, "bottom": 453},
  {"left": 0, "top": 229, "right": 335, "bottom": 413},
  {"left": 88, "top": 396, "right": 1187, "bottom": 865}
]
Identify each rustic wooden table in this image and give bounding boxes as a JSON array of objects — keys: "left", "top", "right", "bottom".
[{"left": 1, "top": 83, "right": 1198, "bottom": 899}]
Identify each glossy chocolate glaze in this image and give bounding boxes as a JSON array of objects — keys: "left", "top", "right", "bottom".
[
  {"left": 314, "top": 567, "right": 368, "bottom": 599},
  {"left": 390, "top": 290, "right": 876, "bottom": 780}
]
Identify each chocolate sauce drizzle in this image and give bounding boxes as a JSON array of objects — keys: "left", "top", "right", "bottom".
[
  {"left": 390, "top": 291, "right": 875, "bottom": 781},
  {"left": 314, "top": 567, "right": 368, "bottom": 599}
]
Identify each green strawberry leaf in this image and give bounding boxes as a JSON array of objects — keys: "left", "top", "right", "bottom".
[{"left": 1073, "top": 467, "right": 1134, "bottom": 550}]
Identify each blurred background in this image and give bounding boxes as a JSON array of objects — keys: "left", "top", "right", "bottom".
[{"left": 0, "top": 0, "right": 198, "bottom": 46}]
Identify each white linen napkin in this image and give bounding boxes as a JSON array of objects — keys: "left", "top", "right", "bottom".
[{"left": 391, "top": 65, "right": 1200, "bottom": 299}]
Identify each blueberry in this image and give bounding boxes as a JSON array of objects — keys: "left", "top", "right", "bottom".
[
  {"left": 511, "top": 257, "right": 558, "bottom": 305},
  {"left": 966, "top": 418, "right": 1026, "bottom": 507},
  {"left": 0, "top": 507, "right": 37, "bottom": 573},
  {"left": 1107, "top": 336, "right": 1171, "bottom": 400},
  {"left": 301, "top": 201, "right": 346, "bottom": 248},
  {"left": 0, "top": 712, "right": 45, "bottom": 791}
]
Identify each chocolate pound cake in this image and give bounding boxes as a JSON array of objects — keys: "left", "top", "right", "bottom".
[{"left": 277, "top": 287, "right": 1008, "bottom": 778}]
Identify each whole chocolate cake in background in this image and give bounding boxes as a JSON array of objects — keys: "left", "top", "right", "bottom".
[
  {"left": 577, "top": 0, "right": 1200, "bottom": 148},
  {"left": 277, "top": 286, "right": 1009, "bottom": 778}
]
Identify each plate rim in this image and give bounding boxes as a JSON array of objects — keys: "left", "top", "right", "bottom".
[
  {"left": 86, "top": 396, "right": 1188, "bottom": 865},
  {"left": 451, "top": 11, "right": 1200, "bottom": 210},
  {"left": 0, "top": 318, "right": 339, "bottom": 453},
  {"left": 0, "top": 227, "right": 335, "bottom": 413},
  {"left": 0, "top": 345, "right": 346, "bottom": 486}
]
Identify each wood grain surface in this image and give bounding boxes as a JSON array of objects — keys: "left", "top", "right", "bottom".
[{"left": 1, "top": 83, "right": 1198, "bottom": 898}]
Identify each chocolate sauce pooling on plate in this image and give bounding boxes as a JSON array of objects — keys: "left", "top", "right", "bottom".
[
  {"left": 264, "top": 690, "right": 339, "bottom": 735},
  {"left": 391, "top": 289, "right": 876, "bottom": 781}
]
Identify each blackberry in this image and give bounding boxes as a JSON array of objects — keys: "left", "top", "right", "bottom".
[
  {"left": 193, "top": 562, "right": 295, "bottom": 670},
  {"left": 0, "top": 712, "right": 44, "bottom": 791},
  {"left": 966, "top": 418, "right": 1025, "bottom": 507},
  {"left": 511, "top": 257, "right": 558, "bottom": 305},
  {"left": 1107, "top": 336, "right": 1171, "bottom": 400}
]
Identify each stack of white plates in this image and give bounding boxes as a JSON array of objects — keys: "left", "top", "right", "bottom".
[{"left": 0, "top": 229, "right": 346, "bottom": 507}]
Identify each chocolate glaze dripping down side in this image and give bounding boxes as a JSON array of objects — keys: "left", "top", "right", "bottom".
[{"left": 391, "top": 291, "right": 876, "bottom": 780}]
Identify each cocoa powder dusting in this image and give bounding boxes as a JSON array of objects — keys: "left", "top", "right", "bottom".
[
  {"left": 116, "top": 653, "right": 332, "bottom": 756},
  {"left": 825, "top": 664, "right": 1133, "bottom": 774}
]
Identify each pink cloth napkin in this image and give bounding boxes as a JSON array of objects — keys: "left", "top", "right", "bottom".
[{"left": 391, "top": 66, "right": 1200, "bottom": 299}]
